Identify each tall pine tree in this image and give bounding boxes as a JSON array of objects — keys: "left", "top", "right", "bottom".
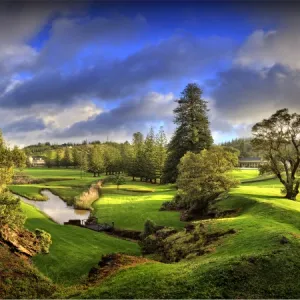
[
  {"left": 155, "top": 126, "right": 167, "bottom": 183},
  {"left": 162, "top": 83, "right": 213, "bottom": 183}
]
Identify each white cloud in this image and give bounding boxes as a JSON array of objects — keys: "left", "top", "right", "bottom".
[{"left": 235, "top": 25, "right": 300, "bottom": 69}]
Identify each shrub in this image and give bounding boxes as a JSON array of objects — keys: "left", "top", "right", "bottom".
[
  {"left": 174, "top": 147, "right": 239, "bottom": 216},
  {"left": 35, "top": 229, "right": 52, "bottom": 254},
  {"left": 0, "top": 192, "right": 26, "bottom": 229},
  {"left": 143, "top": 219, "right": 157, "bottom": 236}
]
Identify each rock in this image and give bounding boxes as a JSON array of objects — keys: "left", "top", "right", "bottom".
[
  {"left": 0, "top": 225, "right": 44, "bottom": 257},
  {"left": 280, "top": 236, "right": 289, "bottom": 244},
  {"left": 185, "top": 223, "right": 195, "bottom": 233},
  {"left": 180, "top": 210, "right": 192, "bottom": 221}
]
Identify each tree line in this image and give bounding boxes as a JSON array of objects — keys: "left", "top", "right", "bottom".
[{"left": 35, "top": 127, "right": 167, "bottom": 182}]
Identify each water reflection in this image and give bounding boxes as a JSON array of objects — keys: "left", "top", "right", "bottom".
[{"left": 17, "top": 189, "right": 90, "bottom": 225}]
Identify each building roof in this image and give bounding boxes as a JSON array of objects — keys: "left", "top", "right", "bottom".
[
  {"left": 239, "top": 157, "right": 262, "bottom": 162},
  {"left": 31, "top": 156, "right": 46, "bottom": 160}
]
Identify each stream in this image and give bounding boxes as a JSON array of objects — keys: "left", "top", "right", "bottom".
[{"left": 16, "top": 190, "right": 90, "bottom": 225}]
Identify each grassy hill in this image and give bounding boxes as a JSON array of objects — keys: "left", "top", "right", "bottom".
[
  {"left": 22, "top": 202, "right": 140, "bottom": 285},
  {"left": 8, "top": 168, "right": 300, "bottom": 298},
  {"left": 72, "top": 177, "right": 300, "bottom": 299}
]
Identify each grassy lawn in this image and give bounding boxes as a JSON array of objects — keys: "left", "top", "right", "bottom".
[
  {"left": 12, "top": 168, "right": 300, "bottom": 298},
  {"left": 75, "top": 178, "right": 300, "bottom": 299},
  {"left": 93, "top": 180, "right": 184, "bottom": 231},
  {"left": 21, "top": 168, "right": 92, "bottom": 179},
  {"left": 92, "top": 169, "right": 262, "bottom": 231},
  {"left": 9, "top": 184, "right": 47, "bottom": 200},
  {"left": 10, "top": 168, "right": 100, "bottom": 204},
  {"left": 230, "top": 169, "right": 259, "bottom": 181},
  {"left": 21, "top": 202, "right": 140, "bottom": 285}
]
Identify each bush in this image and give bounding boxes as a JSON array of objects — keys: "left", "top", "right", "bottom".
[
  {"left": 174, "top": 147, "right": 239, "bottom": 217},
  {"left": 0, "top": 192, "right": 26, "bottom": 229},
  {"left": 143, "top": 219, "right": 157, "bottom": 237},
  {"left": 35, "top": 229, "right": 52, "bottom": 254}
]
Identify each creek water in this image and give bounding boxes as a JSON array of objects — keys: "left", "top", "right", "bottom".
[{"left": 16, "top": 189, "right": 90, "bottom": 225}]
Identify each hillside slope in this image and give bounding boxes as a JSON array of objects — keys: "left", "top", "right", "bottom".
[
  {"left": 0, "top": 244, "right": 55, "bottom": 299},
  {"left": 70, "top": 178, "right": 300, "bottom": 299}
]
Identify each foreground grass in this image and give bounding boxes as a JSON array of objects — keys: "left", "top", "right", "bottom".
[
  {"left": 72, "top": 177, "right": 300, "bottom": 299},
  {"left": 0, "top": 244, "right": 55, "bottom": 299},
  {"left": 13, "top": 168, "right": 300, "bottom": 298},
  {"left": 21, "top": 202, "right": 140, "bottom": 285}
]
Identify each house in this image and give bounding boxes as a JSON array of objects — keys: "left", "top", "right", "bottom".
[
  {"left": 28, "top": 156, "right": 46, "bottom": 167},
  {"left": 238, "top": 157, "right": 266, "bottom": 168}
]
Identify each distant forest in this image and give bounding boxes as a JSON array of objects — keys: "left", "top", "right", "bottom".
[
  {"left": 24, "top": 137, "right": 262, "bottom": 160},
  {"left": 220, "top": 138, "right": 262, "bottom": 158}
]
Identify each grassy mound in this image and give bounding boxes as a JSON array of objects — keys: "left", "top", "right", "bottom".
[
  {"left": 21, "top": 202, "right": 141, "bottom": 285},
  {"left": 0, "top": 244, "right": 55, "bottom": 299},
  {"left": 71, "top": 177, "right": 300, "bottom": 299}
]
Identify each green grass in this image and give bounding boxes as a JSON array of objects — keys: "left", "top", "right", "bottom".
[
  {"left": 230, "top": 169, "right": 259, "bottom": 181},
  {"left": 72, "top": 177, "right": 300, "bottom": 299},
  {"left": 9, "top": 185, "right": 47, "bottom": 200},
  {"left": 10, "top": 168, "right": 100, "bottom": 204},
  {"left": 93, "top": 180, "right": 184, "bottom": 231},
  {"left": 11, "top": 168, "right": 300, "bottom": 298},
  {"left": 21, "top": 202, "right": 140, "bottom": 285},
  {"left": 22, "top": 168, "right": 93, "bottom": 179}
]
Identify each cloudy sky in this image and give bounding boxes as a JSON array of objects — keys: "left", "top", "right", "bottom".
[{"left": 1, "top": 1, "right": 300, "bottom": 147}]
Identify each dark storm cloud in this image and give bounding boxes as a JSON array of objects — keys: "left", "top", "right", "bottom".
[
  {"left": 35, "top": 14, "right": 147, "bottom": 68},
  {"left": 0, "top": 1, "right": 84, "bottom": 74},
  {"left": 2, "top": 117, "right": 46, "bottom": 133},
  {"left": 0, "top": 34, "right": 235, "bottom": 108},
  {"left": 211, "top": 64, "right": 300, "bottom": 125},
  {"left": 56, "top": 92, "right": 176, "bottom": 138}
]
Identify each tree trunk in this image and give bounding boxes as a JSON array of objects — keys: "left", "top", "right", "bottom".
[{"left": 285, "top": 182, "right": 299, "bottom": 200}]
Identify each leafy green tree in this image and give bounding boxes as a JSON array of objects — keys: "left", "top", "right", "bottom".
[
  {"left": 11, "top": 146, "right": 26, "bottom": 170},
  {"left": 103, "top": 144, "right": 122, "bottom": 175},
  {"left": 175, "top": 146, "right": 239, "bottom": 216},
  {"left": 142, "top": 127, "right": 157, "bottom": 182},
  {"left": 63, "top": 147, "right": 73, "bottom": 168},
  {"left": 0, "top": 192, "right": 25, "bottom": 228},
  {"left": 130, "top": 132, "right": 144, "bottom": 180},
  {"left": 112, "top": 174, "right": 126, "bottom": 190},
  {"left": 55, "top": 149, "right": 64, "bottom": 167},
  {"left": 252, "top": 108, "right": 300, "bottom": 200},
  {"left": 73, "top": 147, "right": 80, "bottom": 168},
  {"left": 77, "top": 146, "right": 89, "bottom": 178},
  {"left": 162, "top": 83, "right": 213, "bottom": 183},
  {"left": 155, "top": 126, "right": 167, "bottom": 183},
  {"left": 89, "top": 145, "right": 104, "bottom": 177},
  {"left": 120, "top": 141, "right": 133, "bottom": 174},
  {"left": 0, "top": 132, "right": 14, "bottom": 192}
]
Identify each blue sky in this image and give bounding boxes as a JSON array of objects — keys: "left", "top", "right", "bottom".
[{"left": 0, "top": 1, "right": 299, "bottom": 146}]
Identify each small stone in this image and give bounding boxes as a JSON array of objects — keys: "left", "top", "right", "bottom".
[{"left": 280, "top": 236, "right": 289, "bottom": 244}]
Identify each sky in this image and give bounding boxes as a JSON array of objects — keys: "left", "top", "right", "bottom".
[{"left": 1, "top": 0, "right": 300, "bottom": 147}]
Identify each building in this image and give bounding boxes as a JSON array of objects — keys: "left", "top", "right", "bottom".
[
  {"left": 238, "top": 157, "right": 266, "bottom": 168},
  {"left": 28, "top": 156, "right": 46, "bottom": 167}
]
